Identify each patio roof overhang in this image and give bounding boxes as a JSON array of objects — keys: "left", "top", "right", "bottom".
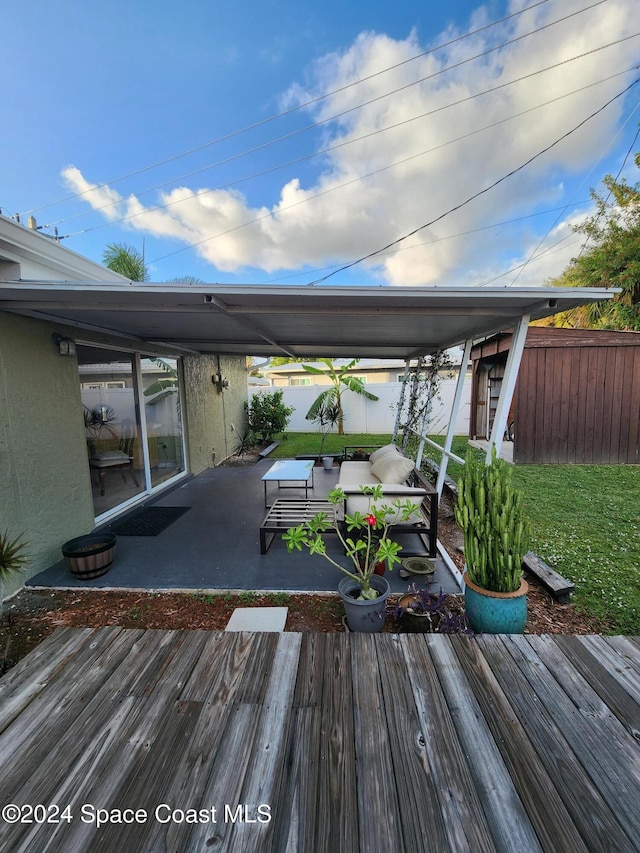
[{"left": 0, "top": 281, "right": 617, "bottom": 358}]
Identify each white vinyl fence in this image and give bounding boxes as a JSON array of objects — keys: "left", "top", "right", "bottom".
[{"left": 248, "top": 377, "right": 471, "bottom": 435}]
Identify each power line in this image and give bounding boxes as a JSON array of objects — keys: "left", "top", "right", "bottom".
[
  {"left": 59, "top": 43, "right": 636, "bottom": 234},
  {"left": 260, "top": 204, "right": 590, "bottom": 284},
  {"left": 147, "top": 62, "right": 637, "bottom": 266},
  {"left": 20, "top": 0, "right": 556, "bottom": 218},
  {"left": 506, "top": 99, "right": 640, "bottom": 286},
  {"left": 572, "top": 116, "right": 640, "bottom": 262},
  {"left": 305, "top": 76, "right": 640, "bottom": 285}
]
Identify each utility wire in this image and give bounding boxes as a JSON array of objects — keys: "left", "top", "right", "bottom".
[
  {"left": 148, "top": 64, "right": 637, "bottom": 265},
  {"left": 59, "top": 47, "right": 636, "bottom": 233},
  {"left": 261, "top": 204, "right": 590, "bottom": 284},
  {"left": 304, "top": 76, "right": 640, "bottom": 285},
  {"left": 20, "top": 0, "right": 555, "bottom": 217},
  {"left": 506, "top": 99, "right": 640, "bottom": 286},
  {"left": 572, "top": 117, "right": 640, "bottom": 262}
]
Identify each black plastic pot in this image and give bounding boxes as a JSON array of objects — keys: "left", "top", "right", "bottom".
[{"left": 62, "top": 533, "right": 117, "bottom": 579}]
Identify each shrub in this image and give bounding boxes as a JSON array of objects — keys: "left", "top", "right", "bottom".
[{"left": 245, "top": 391, "right": 294, "bottom": 442}]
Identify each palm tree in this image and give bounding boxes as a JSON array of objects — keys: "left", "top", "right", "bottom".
[
  {"left": 303, "top": 358, "right": 379, "bottom": 435},
  {"left": 103, "top": 242, "right": 148, "bottom": 281}
]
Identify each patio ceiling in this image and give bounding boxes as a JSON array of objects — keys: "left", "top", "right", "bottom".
[{"left": 0, "top": 281, "right": 616, "bottom": 358}]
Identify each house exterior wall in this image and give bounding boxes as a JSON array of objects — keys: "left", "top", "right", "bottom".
[
  {"left": 264, "top": 361, "right": 406, "bottom": 387},
  {"left": 182, "top": 354, "right": 247, "bottom": 470},
  {"left": 0, "top": 310, "right": 248, "bottom": 595},
  {"left": 0, "top": 313, "right": 95, "bottom": 595}
]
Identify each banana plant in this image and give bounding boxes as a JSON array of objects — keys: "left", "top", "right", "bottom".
[{"left": 303, "top": 358, "right": 379, "bottom": 435}]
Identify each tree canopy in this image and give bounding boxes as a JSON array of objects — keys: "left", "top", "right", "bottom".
[
  {"left": 102, "top": 242, "right": 148, "bottom": 281},
  {"left": 544, "top": 149, "right": 640, "bottom": 331}
]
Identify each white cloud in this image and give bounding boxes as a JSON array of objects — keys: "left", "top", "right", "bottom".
[{"left": 62, "top": 0, "right": 638, "bottom": 284}]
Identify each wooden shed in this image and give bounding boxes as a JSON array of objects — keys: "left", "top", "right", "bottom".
[{"left": 470, "top": 327, "right": 640, "bottom": 464}]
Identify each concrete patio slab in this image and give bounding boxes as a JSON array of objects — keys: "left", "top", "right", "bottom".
[
  {"left": 225, "top": 607, "right": 288, "bottom": 632},
  {"left": 29, "top": 458, "right": 461, "bottom": 595}
]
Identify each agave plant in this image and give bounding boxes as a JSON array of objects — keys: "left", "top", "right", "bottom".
[{"left": 0, "top": 530, "right": 29, "bottom": 614}]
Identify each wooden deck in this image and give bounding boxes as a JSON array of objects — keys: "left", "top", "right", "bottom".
[{"left": 0, "top": 629, "right": 639, "bottom": 852}]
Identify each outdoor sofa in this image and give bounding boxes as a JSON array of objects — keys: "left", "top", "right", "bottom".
[{"left": 338, "top": 444, "right": 438, "bottom": 556}]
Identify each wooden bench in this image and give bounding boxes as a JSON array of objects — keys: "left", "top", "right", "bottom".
[
  {"left": 260, "top": 498, "right": 339, "bottom": 554},
  {"left": 523, "top": 551, "right": 575, "bottom": 603}
]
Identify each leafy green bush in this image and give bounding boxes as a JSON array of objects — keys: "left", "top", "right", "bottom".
[{"left": 245, "top": 391, "right": 294, "bottom": 442}]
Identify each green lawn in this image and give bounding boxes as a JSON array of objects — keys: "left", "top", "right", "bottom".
[
  {"left": 423, "top": 436, "right": 640, "bottom": 633},
  {"left": 513, "top": 464, "right": 640, "bottom": 634},
  {"left": 273, "top": 432, "right": 640, "bottom": 634},
  {"left": 270, "top": 432, "right": 393, "bottom": 459}
]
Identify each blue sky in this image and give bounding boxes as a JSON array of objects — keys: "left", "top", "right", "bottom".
[{"left": 2, "top": 0, "right": 639, "bottom": 286}]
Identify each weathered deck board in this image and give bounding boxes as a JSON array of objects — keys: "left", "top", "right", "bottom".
[
  {"left": 555, "top": 635, "right": 640, "bottom": 736},
  {"left": 450, "top": 634, "right": 588, "bottom": 853},
  {"left": 273, "top": 633, "right": 324, "bottom": 851},
  {"left": 479, "top": 634, "right": 636, "bottom": 853},
  {"left": 374, "top": 633, "right": 448, "bottom": 851},
  {"left": 317, "top": 632, "right": 358, "bottom": 851},
  {"left": 351, "top": 633, "right": 404, "bottom": 852},
  {"left": 508, "top": 635, "right": 640, "bottom": 841},
  {"left": 426, "top": 634, "right": 542, "bottom": 853},
  {"left": 398, "top": 634, "right": 495, "bottom": 852},
  {"left": 0, "top": 628, "right": 639, "bottom": 853}
]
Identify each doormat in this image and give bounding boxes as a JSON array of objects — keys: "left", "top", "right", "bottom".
[{"left": 111, "top": 506, "right": 191, "bottom": 536}]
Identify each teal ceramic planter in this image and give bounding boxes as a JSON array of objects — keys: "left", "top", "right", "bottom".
[{"left": 463, "top": 573, "right": 528, "bottom": 634}]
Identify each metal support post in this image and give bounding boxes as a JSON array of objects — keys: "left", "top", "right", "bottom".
[
  {"left": 436, "top": 338, "right": 473, "bottom": 498},
  {"left": 486, "top": 314, "right": 529, "bottom": 463}
]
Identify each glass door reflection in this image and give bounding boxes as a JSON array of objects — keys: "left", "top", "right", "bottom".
[{"left": 141, "top": 357, "right": 185, "bottom": 488}]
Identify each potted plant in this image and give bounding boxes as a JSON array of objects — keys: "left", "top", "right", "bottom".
[
  {"left": 394, "top": 584, "right": 472, "bottom": 634},
  {"left": 284, "top": 485, "right": 419, "bottom": 632},
  {"left": 454, "top": 447, "right": 530, "bottom": 633},
  {"left": 307, "top": 397, "right": 341, "bottom": 469},
  {"left": 62, "top": 532, "right": 117, "bottom": 580},
  {"left": 0, "top": 530, "right": 29, "bottom": 616}
]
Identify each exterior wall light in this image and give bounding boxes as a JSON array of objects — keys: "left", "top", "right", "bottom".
[
  {"left": 52, "top": 333, "right": 76, "bottom": 356},
  {"left": 212, "top": 372, "right": 229, "bottom": 391}
]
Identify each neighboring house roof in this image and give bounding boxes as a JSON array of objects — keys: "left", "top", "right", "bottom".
[{"left": 0, "top": 214, "right": 617, "bottom": 359}]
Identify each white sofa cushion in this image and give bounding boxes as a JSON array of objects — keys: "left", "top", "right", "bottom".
[
  {"left": 369, "top": 443, "right": 400, "bottom": 464},
  {"left": 338, "top": 460, "right": 426, "bottom": 523},
  {"left": 370, "top": 453, "right": 415, "bottom": 485}
]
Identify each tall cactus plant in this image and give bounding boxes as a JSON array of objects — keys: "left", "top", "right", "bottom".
[{"left": 454, "top": 448, "right": 529, "bottom": 593}]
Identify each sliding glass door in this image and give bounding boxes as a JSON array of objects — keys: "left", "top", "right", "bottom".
[
  {"left": 141, "top": 357, "right": 185, "bottom": 488},
  {"left": 78, "top": 346, "right": 186, "bottom": 519}
]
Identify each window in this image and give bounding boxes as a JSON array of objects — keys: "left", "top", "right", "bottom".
[{"left": 290, "top": 377, "right": 311, "bottom": 386}]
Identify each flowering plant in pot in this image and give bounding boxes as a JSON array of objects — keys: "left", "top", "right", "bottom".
[
  {"left": 284, "top": 485, "right": 419, "bottom": 631},
  {"left": 454, "top": 447, "right": 530, "bottom": 633}
]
